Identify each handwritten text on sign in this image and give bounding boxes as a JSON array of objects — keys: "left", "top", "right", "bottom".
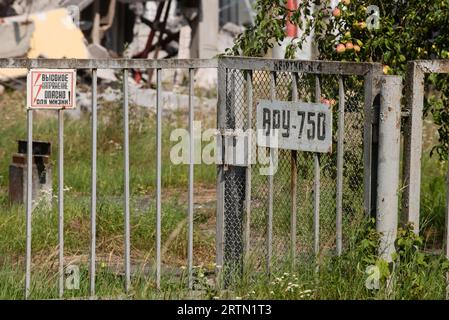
[{"left": 27, "top": 69, "right": 76, "bottom": 110}]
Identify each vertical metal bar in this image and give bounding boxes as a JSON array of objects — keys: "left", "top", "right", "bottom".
[
  {"left": 291, "top": 72, "right": 298, "bottom": 266},
  {"left": 313, "top": 156, "right": 320, "bottom": 256},
  {"left": 156, "top": 68, "right": 162, "bottom": 289},
  {"left": 58, "top": 109, "right": 64, "bottom": 299},
  {"left": 245, "top": 71, "right": 253, "bottom": 259},
  {"left": 402, "top": 62, "right": 425, "bottom": 234},
  {"left": 188, "top": 68, "right": 194, "bottom": 289},
  {"left": 267, "top": 71, "right": 275, "bottom": 273},
  {"left": 376, "top": 75, "right": 402, "bottom": 262},
  {"left": 123, "top": 68, "right": 131, "bottom": 292},
  {"left": 314, "top": 75, "right": 321, "bottom": 256},
  {"left": 336, "top": 76, "right": 345, "bottom": 256},
  {"left": 90, "top": 69, "right": 97, "bottom": 298},
  {"left": 25, "top": 109, "right": 33, "bottom": 299},
  {"left": 216, "top": 63, "right": 226, "bottom": 276}
]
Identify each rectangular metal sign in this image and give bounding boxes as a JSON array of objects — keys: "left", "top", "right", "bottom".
[
  {"left": 256, "top": 100, "right": 333, "bottom": 153},
  {"left": 27, "top": 69, "right": 76, "bottom": 110}
]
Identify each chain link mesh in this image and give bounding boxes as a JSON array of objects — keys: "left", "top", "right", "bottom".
[{"left": 222, "top": 66, "right": 367, "bottom": 277}]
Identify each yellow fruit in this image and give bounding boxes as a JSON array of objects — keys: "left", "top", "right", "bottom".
[
  {"left": 353, "top": 45, "right": 361, "bottom": 53},
  {"left": 345, "top": 42, "right": 354, "bottom": 50}
]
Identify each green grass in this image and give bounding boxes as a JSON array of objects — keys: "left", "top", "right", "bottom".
[
  {"left": 419, "top": 118, "right": 448, "bottom": 251},
  {"left": 0, "top": 89, "right": 448, "bottom": 300}
]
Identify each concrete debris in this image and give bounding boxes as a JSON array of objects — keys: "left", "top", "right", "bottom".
[
  {"left": 1, "top": 0, "right": 62, "bottom": 16},
  {"left": 0, "top": 8, "right": 88, "bottom": 80},
  {"left": 195, "top": 68, "right": 217, "bottom": 91},
  {"left": 71, "top": 71, "right": 216, "bottom": 120},
  {"left": 27, "top": 8, "right": 88, "bottom": 58},
  {"left": 100, "top": 84, "right": 216, "bottom": 113},
  {"left": 97, "top": 69, "right": 117, "bottom": 83},
  {"left": 0, "top": 17, "right": 34, "bottom": 57},
  {"left": 218, "top": 22, "right": 244, "bottom": 54},
  {"left": 87, "top": 43, "right": 110, "bottom": 59},
  {"left": 174, "top": 25, "right": 192, "bottom": 85},
  {"left": 221, "top": 22, "right": 245, "bottom": 37}
]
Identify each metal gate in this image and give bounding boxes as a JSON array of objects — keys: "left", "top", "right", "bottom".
[{"left": 216, "top": 57, "right": 383, "bottom": 279}]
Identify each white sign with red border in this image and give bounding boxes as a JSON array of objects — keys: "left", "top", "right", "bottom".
[{"left": 27, "top": 69, "right": 76, "bottom": 110}]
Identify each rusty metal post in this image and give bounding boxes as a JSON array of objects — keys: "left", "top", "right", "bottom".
[{"left": 376, "top": 76, "right": 402, "bottom": 261}]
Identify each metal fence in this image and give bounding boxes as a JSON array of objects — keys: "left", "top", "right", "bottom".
[
  {"left": 216, "top": 57, "right": 383, "bottom": 279},
  {"left": 0, "top": 58, "right": 217, "bottom": 299},
  {"left": 4, "top": 56, "right": 434, "bottom": 298},
  {"left": 402, "top": 60, "right": 449, "bottom": 260}
]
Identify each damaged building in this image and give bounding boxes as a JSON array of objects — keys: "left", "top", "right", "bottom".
[{"left": 0, "top": 0, "right": 253, "bottom": 60}]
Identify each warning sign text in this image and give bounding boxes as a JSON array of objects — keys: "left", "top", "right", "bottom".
[{"left": 27, "top": 69, "right": 76, "bottom": 110}]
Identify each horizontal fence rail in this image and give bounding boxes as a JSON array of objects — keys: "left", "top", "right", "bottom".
[{"left": 0, "top": 59, "right": 218, "bottom": 70}]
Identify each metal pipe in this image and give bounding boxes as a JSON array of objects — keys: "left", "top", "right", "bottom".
[
  {"left": 245, "top": 71, "right": 253, "bottom": 259},
  {"left": 286, "top": 0, "right": 298, "bottom": 37},
  {"left": 123, "top": 69, "right": 131, "bottom": 292},
  {"left": 215, "top": 64, "right": 227, "bottom": 281},
  {"left": 336, "top": 76, "right": 345, "bottom": 256},
  {"left": 314, "top": 75, "right": 321, "bottom": 256},
  {"left": 25, "top": 109, "right": 33, "bottom": 299},
  {"left": 188, "top": 68, "right": 194, "bottom": 289},
  {"left": 156, "top": 68, "right": 163, "bottom": 289},
  {"left": 90, "top": 69, "right": 97, "bottom": 298},
  {"left": 291, "top": 72, "right": 298, "bottom": 265},
  {"left": 58, "top": 109, "right": 64, "bottom": 298}
]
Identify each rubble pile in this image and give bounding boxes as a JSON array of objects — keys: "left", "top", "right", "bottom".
[{"left": 0, "top": 0, "right": 249, "bottom": 116}]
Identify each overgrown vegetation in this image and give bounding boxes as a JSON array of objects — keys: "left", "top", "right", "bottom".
[{"left": 230, "top": 0, "right": 449, "bottom": 159}]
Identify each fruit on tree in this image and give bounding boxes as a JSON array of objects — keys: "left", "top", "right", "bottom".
[
  {"left": 332, "top": 8, "right": 341, "bottom": 17},
  {"left": 336, "top": 44, "right": 346, "bottom": 53}
]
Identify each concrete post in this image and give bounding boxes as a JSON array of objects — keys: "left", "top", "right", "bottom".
[{"left": 376, "top": 76, "right": 402, "bottom": 262}]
